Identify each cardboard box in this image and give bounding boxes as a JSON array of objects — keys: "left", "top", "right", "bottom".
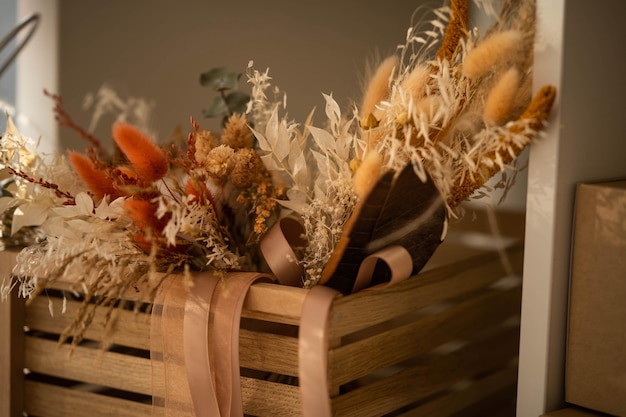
[
  {"left": 566, "top": 180, "right": 626, "bottom": 416},
  {"left": 541, "top": 406, "right": 612, "bottom": 416}
]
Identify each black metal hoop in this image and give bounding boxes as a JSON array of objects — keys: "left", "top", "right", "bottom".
[{"left": 0, "top": 13, "right": 40, "bottom": 78}]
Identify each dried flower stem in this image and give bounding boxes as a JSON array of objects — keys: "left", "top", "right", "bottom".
[
  {"left": 436, "top": 0, "right": 469, "bottom": 62},
  {"left": 447, "top": 85, "right": 556, "bottom": 208},
  {"left": 7, "top": 166, "right": 75, "bottom": 204},
  {"left": 44, "top": 89, "right": 106, "bottom": 156}
]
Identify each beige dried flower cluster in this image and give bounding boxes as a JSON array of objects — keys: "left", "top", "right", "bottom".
[
  {"left": 192, "top": 113, "right": 283, "bottom": 245},
  {"left": 355, "top": 0, "right": 555, "bottom": 214},
  {"left": 0, "top": 0, "right": 556, "bottom": 334},
  {"left": 247, "top": 0, "right": 555, "bottom": 286}
]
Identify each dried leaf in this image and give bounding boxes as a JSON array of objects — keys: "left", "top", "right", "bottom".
[
  {"left": 288, "top": 139, "right": 308, "bottom": 185},
  {"left": 0, "top": 196, "right": 18, "bottom": 213},
  {"left": 253, "top": 129, "right": 271, "bottom": 152},
  {"left": 309, "top": 126, "right": 336, "bottom": 155},
  {"left": 322, "top": 163, "right": 447, "bottom": 294},
  {"left": 277, "top": 198, "right": 308, "bottom": 214},
  {"left": 11, "top": 203, "right": 48, "bottom": 235},
  {"left": 323, "top": 93, "right": 341, "bottom": 133}
]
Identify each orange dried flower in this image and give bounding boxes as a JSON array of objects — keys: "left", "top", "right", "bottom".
[
  {"left": 112, "top": 122, "right": 169, "bottom": 182},
  {"left": 68, "top": 151, "right": 119, "bottom": 201},
  {"left": 185, "top": 178, "right": 213, "bottom": 206},
  {"left": 124, "top": 198, "right": 170, "bottom": 252},
  {"left": 116, "top": 165, "right": 139, "bottom": 180}
]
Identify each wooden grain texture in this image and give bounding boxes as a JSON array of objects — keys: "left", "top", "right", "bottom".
[
  {"left": 25, "top": 296, "right": 151, "bottom": 350},
  {"left": 12, "top": 209, "right": 525, "bottom": 417},
  {"left": 241, "top": 376, "right": 301, "bottom": 416},
  {"left": 239, "top": 328, "right": 299, "bottom": 377},
  {"left": 329, "top": 286, "right": 521, "bottom": 386},
  {"left": 331, "top": 326, "right": 520, "bottom": 417},
  {"left": 24, "top": 337, "right": 152, "bottom": 396},
  {"left": 24, "top": 380, "right": 152, "bottom": 417},
  {"left": 0, "top": 249, "right": 23, "bottom": 417},
  {"left": 242, "top": 282, "right": 308, "bottom": 325},
  {"left": 330, "top": 246, "right": 523, "bottom": 337},
  {"left": 397, "top": 365, "right": 518, "bottom": 417}
]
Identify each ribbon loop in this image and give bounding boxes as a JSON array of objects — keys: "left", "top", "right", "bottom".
[
  {"left": 352, "top": 245, "right": 413, "bottom": 293},
  {"left": 260, "top": 217, "right": 307, "bottom": 287}
]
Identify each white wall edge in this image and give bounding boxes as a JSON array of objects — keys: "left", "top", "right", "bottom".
[
  {"left": 517, "top": 0, "right": 566, "bottom": 415},
  {"left": 16, "top": 0, "right": 58, "bottom": 153}
]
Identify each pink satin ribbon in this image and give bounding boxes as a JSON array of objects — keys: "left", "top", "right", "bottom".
[
  {"left": 151, "top": 271, "right": 272, "bottom": 417},
  {"left": 259, "top": 217, "right": 306, "bottom": 287},
  {"left": 298, "top": 285, "right": 341, "bottom": 417},
  {"left": 183, "top": 274, "right": 221, "bottom": 417},
  {"left": 150, "top": 221, "right": 415, "bottom": 416},
  {"left": 352, "top": 245, "right": 413, "bottom": 293}
]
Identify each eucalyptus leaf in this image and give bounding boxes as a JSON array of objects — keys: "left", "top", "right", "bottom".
[
  {"left": 199, "top": 67, "right": 241, "bottom": 91},
  {"left": 202, "top": 96, "right": 228, "bottom": 118},
  {"left": 225, "top": 91, "right": 250, "bottom": 115}
]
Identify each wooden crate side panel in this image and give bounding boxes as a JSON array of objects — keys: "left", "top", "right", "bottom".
[
  {"left": 330, "top": 247, "right": 523, "bottom": 338},
  {"left": 24, "top": 337, "right": 152, "bottom": 396},
  {"left": 25, "top": 296, "right": 151, "bottom": 350},
  {"left": 0, "top": 250, "right": 23, "bottom": 417},
  {"left": 23, "top": 380, "right": 152, "bottom": 417},
  {"left": 329, "top": 286, "right": 522, "bottom": 386},
  {"left": 331, "top": 326, "right": 520, "bottom": 417},
  {"left": 396, "top": 365, "right": 518, "bottom": 417},
  {"left": 445, "top": 208, "right": 526, "bottom": 238}
]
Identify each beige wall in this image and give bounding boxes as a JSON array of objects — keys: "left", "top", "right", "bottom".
[{"left": 58, "top": 0, "right": 431, "bottom": 150}]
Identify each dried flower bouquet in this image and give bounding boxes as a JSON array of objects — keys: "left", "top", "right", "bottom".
[{"left": 0, "top": 0, "right": 554, "bottom": 343}]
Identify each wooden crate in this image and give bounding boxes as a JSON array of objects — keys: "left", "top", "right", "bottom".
[{"left": 1, "top": 209, "right": 524, "bottom": 417}]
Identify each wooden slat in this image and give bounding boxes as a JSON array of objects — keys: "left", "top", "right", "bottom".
[
  {"left": 397, "top": 365, "right": 518, "bottom": 417},
  {"left": 0, "top": 249, "right": 24, "bottom": 417},
  {"left": 242, "top": 283, "right": 308, "bottom": 325},
  {"left": 24, "top": 337, "right": 152, "bottom": 396},
  {"left": 239, "top": 329, "right": 299, "bottom": 377},
  {"left": 330, "top": 247, "right": 523, "bottom": 337},
  {"left": 329, "top": 286, "right": 521, "bottom": 386},
  {"left": 24, "top": 380, "right": 151, "bottom": 417},
  {"left": 25, "top": 296, "right": 151, "bottom": 350},
  {"left": 42, "top": 280, "right": 155, "bottom": 303},
  {"left": 44, "top": 278, "right": 310, "bottom": 325},
  {"left": 241, "top": 376, "right": 301, "bottom": 416},
  {"left": 331, "top": 326, "right": 520, "bottom": 417},
  {"left": 11, "top": 209, "right": 525, "bottom": 417}
]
